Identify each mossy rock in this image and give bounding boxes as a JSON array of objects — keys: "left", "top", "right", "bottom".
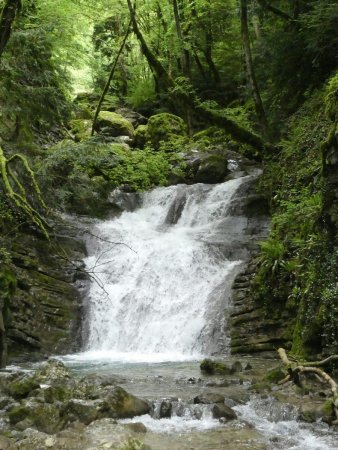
[
  {"left": 95, "top": 111, "right": 135, "bottom": 138},
  {"left": 147, "top": 113, "right": 187, "bottom": 150},
  {"left": 8, "top": 376, "right": 40, "bottom": 399},
  {"left": 101, "top": 386, "right": 150, "bottom": 419},
  {"left": 195, "top": 154, "right": 229, "bottom": 184},
  {"left": 34, "top": 359, "right": 72, "bottom": 384},
  {"left": 8, "top": 402, "right": 62, "bottom": 433},
  {"left": 69, "top": 119, "right": 92, "bottom": 142},
  {"left": 200, "top": 359, "right": 232, "bottom": 375},
  {"left": 134, "top": 125, "right": 148, "bottom": 149}
]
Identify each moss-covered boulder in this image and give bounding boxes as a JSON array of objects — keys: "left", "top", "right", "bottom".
[
  {"left": 8, "top": 402, "right": 62, "bottom": 434},
  {"left": 69, "top": 119, "right": 92, "bottom": 141},
  {"left": 134, "top": 124, "right": 148, "bottom": 149},
  {"left": 100, "top": 386, "right": 151, "bottom": 419},
  {"left": 195, "top": 154, "right": 229, "bottom": 184},
  {"left": 95, "top": 111, "right": 135, "bottom": 139},
  {"left": 8, "top": 376, "right": 40, "bottom": 399},
  {"left": 147, "top": 113, "right": 187, "bottom": 150},
  {"left": 200, "top": 359, "right": 232, "bottom": 375},
  {"left": 34, "top": 359, "right": 72, "bottom": 384}
]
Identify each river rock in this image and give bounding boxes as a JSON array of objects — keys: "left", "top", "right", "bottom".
[
  {"left": 158, "top": 400, "right": 172, "bottom": 418},
  {"left": 62, "top": 398, "right": 102, "bottom": 425},
  {"left": 34, "top": 359, "right": 72, "bottom": 383},
  {"left": 200, "top": 359, "right": 232, "bottom": 375},
  {"left": 101, "top": 386, "right": 150, "bottom": 419},
  {"left": 211, "top": 404, "right": 237, "bottom": 421},
  {"left": 7, "top": 375, "right": 40, "bottom": 399},
  {"left": 193, "top": 393, "right": 225, "bottom": 404}
]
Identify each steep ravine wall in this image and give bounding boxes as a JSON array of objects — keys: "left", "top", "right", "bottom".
[
  {"left": 4, "top": 226, "right": 86, "bottom": 363},
  {"left": 230, "top": 257, "right": 294, "bottom": 356}
]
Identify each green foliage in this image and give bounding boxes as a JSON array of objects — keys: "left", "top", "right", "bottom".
[
  {"left": 37, "top": 138, "right": 183, "bottom": 215},
  {"left": 254, "top": 86, "right": 337, "bottom": 355}
]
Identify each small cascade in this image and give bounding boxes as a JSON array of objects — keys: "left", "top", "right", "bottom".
[{"left": 83, "top": 175, "right": 257, "bottom": 360}]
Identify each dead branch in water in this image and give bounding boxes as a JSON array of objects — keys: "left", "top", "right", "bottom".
[{"left": 277, "top": 347, "right": 338, "bottom": 424}]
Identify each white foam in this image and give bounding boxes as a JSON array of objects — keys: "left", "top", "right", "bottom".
[{"left": 83, "top": 179, "right": 247, "bottom": 358}]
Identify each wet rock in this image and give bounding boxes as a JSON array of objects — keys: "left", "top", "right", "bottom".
[
  {"left": 62, "top": 398, "right": 101, "bottom": 425},
  {"left": 158, "top": 400, "right": 172, "bottom": 418},
  {"left": 200, "top": 359, "right": 232, "bottom": 375},
  {"left": 195, "top": 154, "right": 229, "bottom": 184},
  {"left": 8, "top": 375, "right": 40, "bottom": 399},
  {"left": 125, "top": 422, "right": 147, "bottom": 433},
  {"left": 211, "top": 404, "right": 237, "bottom": 421},
  {"left": 231, "top": 361, "right": 243, "bottom": 374},
  {"left": 8, "top": 401, "right": 62, "bottom": 434},
  {"left": 100, "top": 386, "right": 150, "bottom": 419},
  {"left": 34, "top": 359, "right": 72, "bottom": 384},
  {"left": 193, "top": 393, "right": 224, "bottom": 404}
]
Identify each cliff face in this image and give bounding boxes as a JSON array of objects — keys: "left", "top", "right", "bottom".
[{"left": 1, "top": 226, "right": 86, "bottom": 364}]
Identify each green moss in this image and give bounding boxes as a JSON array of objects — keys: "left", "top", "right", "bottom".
[
  {"left": 8, "top": 405, "right": 30, "bottom": 424},
  {"left": 200, "top": 359, "right": 231, "bottom": 375},
  {"left": 147, "top": 113, "right": 187, "bottom": 150},
  {"left": 69, "top": 119, "right": 92, "bottom": 141},
  {"left": 8, "top": 376, "right": 40, "bottom": 399},
  {"left": 95, "top": 111, "right": 135, "bottom": 138},
  {"left": 134, "top": 125, "right": 148, "bottom": 149},
  {"left": 264, "top": 368, "right": 286, "bottom": 383}
]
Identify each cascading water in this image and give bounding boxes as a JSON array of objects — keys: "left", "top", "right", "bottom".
[{"left": 82, "top": 175, "right": 255, "bottom": 361}]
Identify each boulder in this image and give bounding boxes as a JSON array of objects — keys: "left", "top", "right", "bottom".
[
  {"left": 8, "top": 401, "right": 62, "bottom": 434},
  {"left": 147, "top": 113, "right": 187, "bottom": 149},
  {"left": 115, "top": 108, "right": 147, "bottom": 128},
  {"left": 34, "top": 359, "right": 72, "bottom": 384},
  {"left": 95, "top": 111, "right": 135, "bottom": 139},
  {"left": 100, "top": 386, "right": 150, "bottom": 419},
  {"left": 193, "top": 393, "right": 225, "bottom": 404},
  {"left": 200, "top": 359, "right": 232, "bottom": 375},
  {"left": 62, "top": 398, "right": 102, "bottom": 426},
  {"left": 211, "top": 404, "right": 237, "bottom": 421},
  {"left": 157, "top": 400, "right": 172, "bottom": 418},
  {"left": 134, "top": 124, "right": 148, "bottom": 149},
  {"left": 8, "top": 375, "right": 40, "bottom": 399},
  {"left": 195, "top": 154, "right": 229, "bottom": 184}
]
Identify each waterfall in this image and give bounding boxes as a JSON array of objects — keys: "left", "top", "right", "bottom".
[{"left": 83, "top": 175, "right": 255, "bottom": 361}]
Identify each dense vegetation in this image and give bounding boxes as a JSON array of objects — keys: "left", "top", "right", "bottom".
[{"left": 0, "top": 0, "right": 338, "bottom": 363}]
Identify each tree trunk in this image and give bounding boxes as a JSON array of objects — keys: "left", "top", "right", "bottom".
[
  {"left": 91, "top": 21, "right": 131, "bottom": 136},
  {"left": 171, "top": 0, "right": 193, "bottom": 134},
  {"left": 0, "top": 0, "right": 21, "bottom": 60},
  {"left": 240, "top": 0, "right": 269, "bottom": 138}
]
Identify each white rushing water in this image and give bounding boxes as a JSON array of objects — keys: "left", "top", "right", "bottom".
[{"left": 82, "top": 177, "right": 251, "bottom": 361}]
